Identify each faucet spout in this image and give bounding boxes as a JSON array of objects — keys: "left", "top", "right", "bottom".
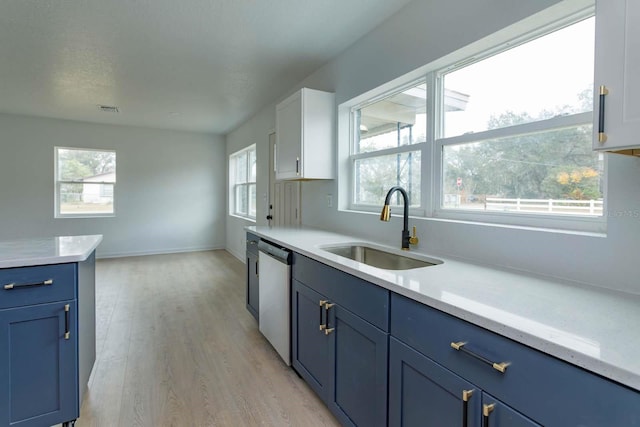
[{"left": 380, "top": 186, "right": 417, "bottom": 250}]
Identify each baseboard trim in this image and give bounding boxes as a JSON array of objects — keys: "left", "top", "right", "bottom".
[
  {"left": 97, "top": 245, "right": 226, "bottom": 259},
  {"left": 227, "top": 248, "right": 245, "bottom": 262}
]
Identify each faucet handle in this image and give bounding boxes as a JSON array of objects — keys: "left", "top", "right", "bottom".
[{"left": 409, "top": 226, "right": 419, "bottom": 245}]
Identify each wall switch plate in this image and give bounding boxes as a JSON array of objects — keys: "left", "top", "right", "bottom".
[{"left": 326, "top": 194, "right": 333, "bottom": 208}]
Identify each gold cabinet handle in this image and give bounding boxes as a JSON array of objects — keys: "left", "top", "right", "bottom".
[
  {"left": 482, "top": 403, "right": 496, "bottom": 427},
  {"left": 450, "top": 341, "right": 510, "bottom": 374},
  {"left": 322, "top": 302, "right": 335, "bottom": 334},
  {"left": 319, "top": 300, "right": 328, "bottom": 331},
  {"left": 64, "top": 304, "right": 70, "bottom": 340},
  {"left": 462, "top": 389, "right": 474, "bottom": 427},
  {"left": 451, "top": 341, "right": 466, "bottom": 350},
  {"left": 598, "top": 85, "right": 609, "bottom": 143}
]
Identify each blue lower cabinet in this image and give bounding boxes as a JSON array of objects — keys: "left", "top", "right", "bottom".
[
  {"left": 0, "top": 300, "right": 78, "bottom": 427},
  {"left": 327, "top": 303, "right": 388, "bottom": 427},
  {"left": 292, "top": 280, "right": 330, "bottom": 401},
  {"left": 481, "top": 392, "right": 540, "bottom": 427},
  {"left": 389, "top": 337, "right": 540, "bottom": 427},
  {"left": 389, "top": 337, "right": 481, "bottom": 427},
  {"left": 292, "top": 280, "right": 389, "bottom": 426}
]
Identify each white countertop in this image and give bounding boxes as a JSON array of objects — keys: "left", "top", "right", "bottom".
[
  {"left": 0, "top": 235, "right": 103, "bottom": 268},
  {"left": 247, "top": 225, "right": 640, "bottom": 392}
]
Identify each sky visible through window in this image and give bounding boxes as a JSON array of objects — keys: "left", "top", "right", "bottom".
[{"left": 444, "top": 17, "right": 595, "bottom": 137}]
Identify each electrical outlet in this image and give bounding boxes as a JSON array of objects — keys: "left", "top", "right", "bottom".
[{"left": 326, "top": 194, "right": 333, "bottom": 208}]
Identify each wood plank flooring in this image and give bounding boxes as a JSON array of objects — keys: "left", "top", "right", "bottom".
[{"left": 77, "top": 250, "right": 340, "bottom": 427}]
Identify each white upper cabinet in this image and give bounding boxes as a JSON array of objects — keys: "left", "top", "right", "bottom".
[
  {"left": 276, "top": 88, "right": 335, "bottom": 180},
  {"left": 594, "top": 0, "right": 640, "bottom": 155}
]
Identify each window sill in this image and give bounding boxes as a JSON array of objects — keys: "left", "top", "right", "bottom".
[
  {"left": 230, "top": 213, "right": 256, "bottom": 223},
  {"left": 432, "top": 208, "right": 606, "bottom": 236},
  {"left": 55, "top": 214, "right": 116, "bottom": 219},
  {"left": 338, "top": 207, "right": 606, "bottom": 237}
]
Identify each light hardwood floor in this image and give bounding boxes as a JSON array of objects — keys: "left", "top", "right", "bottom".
[{"left": 77, "top": 250, "right": 340, "bottom": 427}]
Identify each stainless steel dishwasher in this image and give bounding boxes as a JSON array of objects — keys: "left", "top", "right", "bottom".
[{"left": 257, "top": 240, "right": 292, "bottom": 365}]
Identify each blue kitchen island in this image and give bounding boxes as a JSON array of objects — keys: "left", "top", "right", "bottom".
[{"left": 0, "top": 235, "right": 102, "bottom": 427}]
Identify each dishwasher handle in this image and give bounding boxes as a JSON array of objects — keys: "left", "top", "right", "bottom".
[{"left": 257, "top": 240, "right": 291, "bottom": 264}]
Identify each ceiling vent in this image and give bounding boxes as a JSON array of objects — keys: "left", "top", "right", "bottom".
[{"left": 98, "top": 105, "right": 119, "bottom": 113}]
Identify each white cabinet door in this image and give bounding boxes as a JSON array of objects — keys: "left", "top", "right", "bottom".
[
  {"left": 275, "top": 88, "right": 335, "bottom": 181},
  {"left": 276, "top": 91, "right": 303, "bottom": 180},
  {"left": 594, "top": 0, "right": 640, "bottom": 154}
]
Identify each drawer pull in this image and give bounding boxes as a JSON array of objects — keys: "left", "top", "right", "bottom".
[
  {"left": 4, "top": 278, "right": 53, "bottom": 290},
  {"left": 450, "top": 341, "right": 510, "bottom": 374}
]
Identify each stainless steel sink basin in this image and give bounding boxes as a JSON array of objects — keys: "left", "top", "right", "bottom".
[{"left": 321, "top": 244, "right": 442, "bottom": 270}]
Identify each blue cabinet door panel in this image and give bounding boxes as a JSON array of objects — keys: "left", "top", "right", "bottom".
[
  {"left": 389, "top": 337, "right": 481, "bottom": 427},
  {"left": 292, "top": 280, "right": 330, "bottom": 401},
  {"left": 328, "top": 303, "right": 388, "bottom": 427},
  {"left": 0, "top": 301, "right": 78, "bottom": 427}
]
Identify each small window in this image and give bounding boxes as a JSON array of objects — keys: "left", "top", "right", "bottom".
[
  {"left": 55, "top": 147, "right": 116, "bottom": 218},
  {"left": 229, "top": 145, "right": 256, "bottom": 220},
  {"left": 351, "top": 81, "right": 427, "bottom": 210}
]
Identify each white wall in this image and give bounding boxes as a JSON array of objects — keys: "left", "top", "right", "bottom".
[
  {"left": 225, "top": 108, "right": 274, "bottom": 260},
  {"left": 226, "top": 0, "right": 640, "bottom": 295},
  {"left": 0, "top": 113, "right": 226, "bottom": 257}
]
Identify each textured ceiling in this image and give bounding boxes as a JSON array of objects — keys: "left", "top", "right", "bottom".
[{"left": 0, "top": 0, "right": 413, "bottom": 134}]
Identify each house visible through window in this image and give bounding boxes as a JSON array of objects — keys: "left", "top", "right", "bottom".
[
  {"left": 55, "top": 147, "right": 116, "bottom": 217},
  {"left": 229, "top": 145, "right": 256, "bottom": 220},
  {"left": 346, "top": 12, "right": 602, "bottom": 231}
]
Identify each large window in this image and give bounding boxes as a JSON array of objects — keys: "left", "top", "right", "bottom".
[
  {"left": 438, "top": 16, "right": 602, "bottom": 219},
  {"left": 347, "top": 12, "right": 602, "bottom": 230},
  {"left": 229, "top": 145, "right": 256, "bottom": 220},
  {"left": 55, "top": 147, "right": 116, "bottom": 217}
]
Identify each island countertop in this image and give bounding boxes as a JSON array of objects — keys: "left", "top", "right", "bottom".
[
  {"left": 0, "top": 235, "right": 103, "bottom": 268},
  {"left": 247, "top": 225, "right": 640, "bottom": 393}
]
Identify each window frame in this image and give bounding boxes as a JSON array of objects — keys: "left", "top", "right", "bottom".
[
  {"left": 348, "top": 77, "right": 429, "bottom": 216},
  {"left": 341, "top": 7, "right": 604, "bottom": 233},
  {"left": 229, "top": 144, "right": 257, "bottom": 221},
  {"left": 54, "top": 146, "right": 116, "bottom": 219}
]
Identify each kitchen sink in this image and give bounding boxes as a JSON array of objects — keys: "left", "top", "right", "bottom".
[{"left": 321, "top": 244, "right": 442, "bottom": 270}]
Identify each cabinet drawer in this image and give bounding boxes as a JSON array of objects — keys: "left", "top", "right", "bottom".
[
  {"left": 293, "top": 253, "right": 389, "bottom": 331},
  {"left": 0, "top": 264, "right": 76, "bottom": 309},
  {"left": 246, "top": 232, "right": 259, "bottom": 255},
  {"left": 391, "top": 293, "right": 640, "bottom": 426}
]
